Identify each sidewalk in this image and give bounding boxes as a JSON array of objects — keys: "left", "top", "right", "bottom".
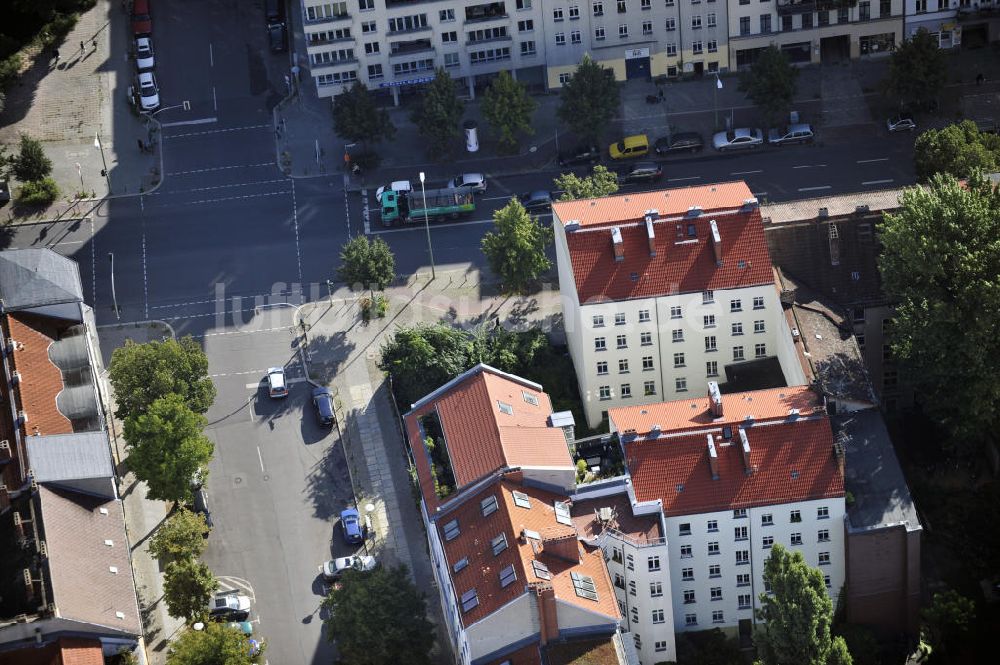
[
  {"left": 96, "top": 320, "right": 184, "bottom": 665},
  {"left": 0, "top": 0, "right": 160, "bottom": 220}
]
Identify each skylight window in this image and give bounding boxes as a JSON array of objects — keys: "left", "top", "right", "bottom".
[
  {"left": 453, "top": 557, "right": 469, "bottom": 573},
  {"left": 491, "top": 532, "right": 509, "bottom": 555},
  {"left": 532, "top": 559, "right": 551, "bottom": 580},
  {"left": 460, "top": 589, "right": 479, "bottom": 612},
  {"left": 443, "top": 519, "right": 460, "bottom": 541},
  {"left": 512, "top": 490, "right": 531, "bottom": 509},
  {"left": 499, "top": 564, "right": 517, "bottom": 587},
  {"left": 498, "top": 401, "right": 514, "bottom": 415},
  {"left": 522, "top": 391, "right": 539, "bottom": 406},
  {"left": 554, "top": 501, "right": 572, "bottom": 526},
  {"left": 481, "top": 495, "right": 498, "bottom": 517},
  {"left": 571, "top": 571, "right": 599, "bottom": 601}
]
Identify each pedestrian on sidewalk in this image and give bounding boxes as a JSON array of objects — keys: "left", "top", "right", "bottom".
[
  {"left": 92, "top": 38, "right": 98, "bottom": 51},
  {"left": 80, "top": 41, "right": 85, "bottom": 55},
  {"left": 52, "top": 49, "right": 60, "bottom": 65}
]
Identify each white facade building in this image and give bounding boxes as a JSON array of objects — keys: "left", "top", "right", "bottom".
[
  {"left": 904, "top": 0, "right": 960, "bottom": 47},
  {"left": 552, "top": 181, "right": 804, "bottom": 429}
]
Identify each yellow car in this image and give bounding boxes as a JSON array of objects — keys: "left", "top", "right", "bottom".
[{"left": 609, "top": 134, "right": 650, "bottom": 160}]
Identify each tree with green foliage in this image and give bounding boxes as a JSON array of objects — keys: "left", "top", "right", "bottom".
[
  {"left": 123, "top": 394, "right": 214, "bottom": 504},
  {"left": 885, "top": 29, "right": 947, "bottom": 111},
  {"left": 481, "top": 71, "right": 536, "bottom": 153},
  {"left": 147, "top": 508, "right": 210, "bottom": 563},
  {"left": 336, "top": 235, "right": 396, "bottom": 294},
  {"left": 921, "top": 588, "right": 975, "bottom": 658},
  {"left": 739, "top": 46, "right": 799, "bottom": 128},
  {"left": 557, "top": 54, "right": 620, "bottom": 145},
  {"left": 555, "top": 164, "right": 620, "bottom": 201},
  {"left": 754, "top": 544, "right": 852, "bottom": 665},
  {"left": 163, "top": 558, "right": 217, "bottom": 623},
  {"left": 108, "top": 336, "right": 216, "bottom": 422},
  {"left": 481, "top": 198, "right": 552, "bottom": 293},
  {"left": 323, "top": 565, "right": 433, "bottom": 665},
  {"left": 332, "top": 81, "right": 396, "bottom": 152},
  {"left": 166, "top": 621, "right": 262, "bottom": 665},
  {"left": 13, "top": 134, "right": 52, "bottom": 182},
  {"left": 913, "top": 120, "right": 1000, "bottom": 181},
  {"left": 878, "top": 173, "right": 1000, "bottom": 451},
  {"left": 410, "top": 68, "right": 465, "bottom": 158}
]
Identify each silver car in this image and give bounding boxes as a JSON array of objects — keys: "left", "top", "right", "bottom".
[
  {"left": 452, "top": 173, "right": 487, "bottom": 194},
  {"left": 135, "top": 37, "right": 155, "bottom": 71},
  {"left": 712, "top": 128, "right": 764, "bottom": 151},
  {"left": 134, "top": 71, "right": 159, "bottom": 112},
  {"left": 768, "top": 123, "right": 814, "bottom": 145}
]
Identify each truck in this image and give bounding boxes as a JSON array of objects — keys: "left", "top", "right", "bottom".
[{"left": 380, "top": 187, "right": 475, "bottom": 225}]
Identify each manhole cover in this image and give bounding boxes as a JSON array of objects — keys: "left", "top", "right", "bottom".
[
  {"left": 262, "top": 474, "right": 269, "bottom": 482},
  {"left": 233, "top": 475, "right": 244, "bottom": 486}
]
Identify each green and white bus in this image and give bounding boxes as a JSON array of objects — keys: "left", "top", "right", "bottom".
[{"left": 380, "top": 187, "right": 475, "bottom": 226}]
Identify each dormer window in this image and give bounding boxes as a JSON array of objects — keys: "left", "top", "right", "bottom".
[
  {"left": 498, "top": 401, "right": 513, "bottom": 415},
  {"left": 481, "top": 495, "right": 498, "bottom": 516}
]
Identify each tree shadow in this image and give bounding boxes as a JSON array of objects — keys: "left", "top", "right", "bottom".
[
  {"left": 303, "top": 429, "right": 354, "bottom": 522},
  {"left": 305, "top": 330, "right": 357, "bottom": 384}
]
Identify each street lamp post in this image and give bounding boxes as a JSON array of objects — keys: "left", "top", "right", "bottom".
[
  {"left": 108, "top": 252, "right": 120, "bottom": 321},
  {"left": 419, "top": 172, "right": 435, "bottom": 280},
  {"left": 94, "top": 133, "right": 112, "bottom": 194},
  {"left": 714, "top": 73, "right": 723, "bottom": 132}
]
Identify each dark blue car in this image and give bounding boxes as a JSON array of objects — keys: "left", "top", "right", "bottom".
[{"left": 340, "top": 508, "right": 363, "bottom": 545}]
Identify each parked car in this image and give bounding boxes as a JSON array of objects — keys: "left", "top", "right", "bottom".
[
  {"left": 132, "top": 71, "right": 159, "bottom": 112},
  {"left": 312, "top": 387, "right": 334, "bottom": 427},
  {"left": 228, "top": 621, "right": 254, "bottom": 636},
  {"left": 609, "top": 134, "right": 650, "bottom": 160},
  {"left": 135, "top": 37, "right": 155, "bottom": 71},
  {"left": 131, "top": 0, "right": 152, "bottom": 36},
  {"left": 0, "top": 180, "right": 10, "bottom": 205},
  {"left": 558, "top": 143, "right": 601, "bottom": 167},
  {"left": 375, "top": 180, "right": 411, "bottom": 203},
  {"left": 268, "top": 22, "right": 288, "bottom": 53},
  {"left": 712, "top": 128, "right": 764, "bottom": 151},
  {"left": 518, "top": 190, "right": 553, "bottom": 213},
  {"left": 322, "top": 555, "right": 378, "bottom": 581},
  {"left": 617, "top": 162, "right": 663, "bottom": 185},
  {"left": 654, "top": 131, "right": 704, "bottom": 155},
  {"left": 768, "top": 123, "right": 815, "bottom": 145},
  {"left": 207, "top": 593, "right": 251, "bottom": 621},
  {"left": 340, "top": 508, "right": 363, "bottom": 544},
  {"left": 192, "top": 487, "right": 213, "bottom": 531},
  {"left": 266, "top": 366, "right": 287, "bottom": 398},
  {"left": 452, "top": 173, "right": 487, "bottom": 194},
  {"left": 886, "top": 115, "right": 916, "bottom": 132}
]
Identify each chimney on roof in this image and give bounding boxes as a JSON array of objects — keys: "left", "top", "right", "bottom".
[
  {"left": 741, "top": 198, "right": 759, "bottom": 212},
  {"left": 818, "top": 207, "right": 829, "bottom": 219},
  {"left": 611, "top": 227, "right": 624, "bottom": 262},
  {"left": 708, "top": 381, "right": 723, "bottom": 417},
  {"left": 542, "top": 529, "right": 581, "bottom": 563},
  {"left": 739, "top": 428, "right": 753, "bottom": 476},
  {"left": 535, "top": 584, "right": 559, "bottom": 645},
  {"left": 709, "top": 219, "right": 723, "bottom": 266},
  {"left": 828, "top": 223, "right": 840, "bottom": 267},
  {"left": 707, "top": 434, "right": 720, "bottom": 480},
  {"left": 565, "top": 220, "right": 581, "bottom": 232},
  {"left": 834, "top": 441, "right": 846, "bottom": 478},
  {"left": 645, "top": 215, "right": 657, "bottom": 257}
]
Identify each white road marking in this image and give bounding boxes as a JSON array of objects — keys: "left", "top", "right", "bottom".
[
  {"left": 371, "top": 217, "right": 498, "bottom": 234},
  {"left": 180, "top": 191, "right": 292, "bottom": 206},
  {"left": 161, "top": 117, "right": 218, "bottom": 128},
  {"left": 244, "top": 377, "right": 308, "bottom": 389},
  {"left": 667, "top": 176, "right": 701, "bottom": 182},
  {"left": 856, "top": 157, "right": 889, "bottom": 164},
  {"left": 209, "top": 43, "right": 214, "bottom": 67},
  {"left": 862, "top": 179, "right": 895, "bottom": 186},
  {"left": 248, "top": 396, "right": 256, "bottom": 422},
  {"left": 212, "top": 87, "right": 218, "bottom": 112},
  {"left": 730, "top": 170, "right": 763, "bottom": 175},
  {"left": 164, "top": 124, "right": 269, "bottom": 139},
  {"left": 257, "top": 446, "right": 265, "bottom": 472},
  {"left": 197, "top": 326, "right": 292, "bottom": 338},
  {"left": 792, "top": 164, "right": 828, "bottom": 169},
  {"left": 291, "top": 180, "right": 303, "bottom": 282},
  {"left": 481, "top": 194, "right": 518, "bottom": 202},
  {"left": 798, "top": 185, "right": 832, "bottom": 192},
  {"left": 153, "top": 178, "right": 290, "bottom": 195},
  {"left": 150, "top": 291, "right": 301, "bottom": 310},
  {"left": 169, "top": 163, "right": 274, "bottom": 175},
  {"left": 141, "top": 227, "right": 149, "bottom": 319}
]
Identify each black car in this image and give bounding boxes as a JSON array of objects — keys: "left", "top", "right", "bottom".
[
  {"left": 193, "top": 488, "right": 214, "bottom": 531},
  {"left": 654, "top": 132, "right": 704, "bottom": 155},
  {"left": 312, "top": 387, "right": 335, "bottom": 427},
  {"left": 618, "top": 162, "right": 663, "bottom": 185},
  {"left": 518, "top": 190, "right": 553, "bottom": 213},
  {"left": 558, "top": 144, "right": 601, "bottom": 167}
]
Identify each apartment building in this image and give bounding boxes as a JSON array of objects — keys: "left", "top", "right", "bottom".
[
  {"left": 610, "top": 383, "right": 847, "bottom": 642},
  {"left": 299, "top": 0, "right": 731, "bottom": 101},
  {"left": 727, "top": 0, "right": 904, "bottom": 69},
  {"left": 0, "top": 250, "right": 141, "bottom": 659},
  {"left": 551, "top": 181, "right": 805, "bottom": 429},
  {"left": 402, "top": 364, "right": 633, "bottom": 665},
  {"left": 904, "top": 0, "right": 960, "bottom": 47}
]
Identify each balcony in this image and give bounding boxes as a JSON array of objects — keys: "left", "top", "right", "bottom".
[
  {"left": 389, "top": 39, "right": 435, "bottom": 57},
  {"left": 776, "top": 0, "right": 856, "bottom": 15},
  {"left": 304, "top": 11, "right": 350, "bottom": 24},
  {"left": 467, "top": 34, "right": 512, "bottom": 45},
  {"left": 465, "top": 2, "right": 509, "bottom": 24}
]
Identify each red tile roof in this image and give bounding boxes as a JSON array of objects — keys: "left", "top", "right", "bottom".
[
  {"left": 570, "top": 492, "right": 662, "bottom": 546},
  {"left": 405, "top": 365, "right": 573, "bottom": 513},
  {"left": 626, "top": 416, "right": 844, "bottom": 516},
  {"left": 0, "top": 638, "right": 104, "bottom": 665},
  {"left": 560, "top": 192, "right": 774, "bottom": 304},
  {"left": 609, "top": 385, "right": 821, "bottom": 436},
  {"left": 552, "top": 181, "right": 756, "bottom": 228},
  {"left": 8, "top": 314, "right": 73, "bottom": 436},
  {"left": 439, "top": 476, "right": 620, "bottom": 628}
]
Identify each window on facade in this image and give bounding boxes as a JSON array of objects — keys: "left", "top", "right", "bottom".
[
  {"left": 738, "top": 594, "right": 751, "bottom": 609},
  {"left": 665, "top": 17, "right": 676, "bottom": 30},
  {"left": 710, "top": 587, "right": 722, "bottom": 601},
  {"left": 679, "top": 523, "right": 692, "bottom": 536},
  {"left": 819, "top": 552, "right": 831, "bottom": 565},
  {"left": 703, "top": 290, "right": 714, "bottom": 304},
  {"left": 676, "top": 377, "right": 687, "bottom": 392},
  {"left": 683, "top": 590, "right": 696, "bottom": 604},
  {"left": 736, "top": 550, "right": 749, "bottom": 564},
  {"left": 443, "top": 52, "right": 460, "bottom": 67},
  {"left": 640, "top": 331, "right": 652, "bottom": 345},
  {"left": 593, "top": 314, "right": 605, "bottom": 327},
  {"left": 388, "top": 14, "right": 428, "bottom": 33},
  {"left": 755, "top": 343, "right": 766, "bottom": 358},
  {"left": 704, "top": 314, "right": 716, "bottom": 328},
  {"left": 367, "top": 63, "right": 383, "bottom": 79},
  {"left": 818, "top": 529, "right": 830, "bottom": 542},
  {"left": 595, "top": 337, "right": 606, "bottom": 351},
  {"left": 754, "top": 320, "right": 765, "bottom": 333},
  {"left": 618, "top": 0, "right": 628, "bottom": 11},
  {"left": 637, "top": 356, "right": 652, "bottom": 371},
  {"left": 707, "top": 361, "right": 718, "bottom": 377},
  {"left": 629, "top": 580, "right": 637, "bottom": 595},
  {"left": 619, "top": 23, "right": 629, "bottom": 37},
  {"left": 648, "top": 555, "right": 661, "bottom": 571},
  {"left": 762, "top": 513, "right": 773, "bottom": 526},
  {"left": 790, "top": 533, "right": 803, "bottom": 546},
  {"left": 730, "top": 299, "right": 742, "bottom": 313},
  {"left": 361, "top": 20, "right": 376, "bottom": 33},
  {"left": 734, "top": 508, "right": 747, "bottom": 519},
  {"left": 553, "top": 7, "right": 564, "bottom": 20},
  {"left": 708, "top": 541, "right": 720, "bottom": 555},
  {"left": 441, "top": 31, "right": 457, "bottom": 43},
  {"left": 763, "top": 535, "right": 774, "bottom": 548},
  {"left": 597, "top": 361, "right": 608, "bottom": 375},
  {"left": 708, "top": 40, "right": 718, "bottom": 53},
  {"left": 644, "top": 380, "right": 656, "bottom": 396},
  {"left": 666, "top": 43, "right": 677, "bottom": 56},
  {"left": 817, "top": 506, "right": 829, "bottom": 519},
  {"left": 685, "top": 613, "right": 698, "bottom": 626},
  {"left": 595, "top": 26, "right": 606, "bottom": 39},
  {"left": 518, "top": 19, "right": 534, "bottom": 31},
  {"left": 682, "top": 567, "right": 694, "bottom": 580},
  {"left": 707, "top": 12, "right": 716, "bottom": 26},
  {"left": 641, "top": 0, "right": 651, "bottom": 7},
  {"left": 712, "top": 610, "right": 724, "bottom": 623},
  {"left": 692, "top": 40, "right": 703, "bottom": 53},
  {"left": 733, "top": 346, "right": 745, "bottom": 361},
  {"left": 674, "top": 352, "right": 685, "bottom": 367},
  {"left": 735, "top": 526, "right": 748, "bottom": 541},
  {"left": 838, "top": 7, "right": 849, "bottom": 22},
  {"left": 655, "top": 641, "right": 668, "bottom": 652},
  {"left": 879, "top": 0, "right": 891, "bottom": 16},
  {"left": 642, "top": 20, "right": 653, "bottom": 34},
  {"left": 621, "top": 383, "right": 632, "bottom": 398},
  {"left": 859, "top": 1, "right": 871, "bottom": 20},
  {"left": 639, "top": 309, "right": 651, "bottom": 322},
  {"left": 818, "top": 10, "right": 829, "bottom": 26},
  {"left": 824, "top": 574, "right": 832, "bottom": 587},
  {"left": 615, "top": 312, "right": 626, "bottom": 325},
  {"left": 760, "top": 14, "right": 771, "bottom": 32},
  {"left": 555, "top": 32, "right": 566, "bottom": 45},
  {"left": 516, "top": 0, "right": 532, "bottom": 8},
  {"left": 569, "top": 4, "right": 581, "bottom": 18},
  {"left": 599, "top": 385, "right": 611, "bottom": 400},
  {"left": 652, "top": 609, "right": 665, "bottom": 623},
  {"left": 681, "top": 544, "right": 693, "bottom": 557},
  {"left": 439, "top": 8, "right": 455, "bottom": 21},
  {"left": 737, "top": 573, "right": 750, "bottom": 587},
  {"left": 617, "top": 334, "right": 627, "bottom": 349},
  {"left": 709, "top": 564, "right": 721, "bottom": 577},
  {"left": 619, "top": 359, "right": 629, "bottom": 374},
  {"left": 732, "top": 322, "right": 744, "bottom": 336},
  {"left": 753, "top": 296, "right": 765, "bottom": 310},
  {"left": 790, "top": 510, "right": 801, "bottom": 523},
  {"left": 594, "top": 1, "right": 605, "bottom": 15},
  {"left": 692, "top": 15, "right": 702, "bottom": 28},
  {"left": 650, "top": 581, "right": 663, "bottom": 596},
  {"left": 802, "top": 11, "right": 813, "bottom": 27}
]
